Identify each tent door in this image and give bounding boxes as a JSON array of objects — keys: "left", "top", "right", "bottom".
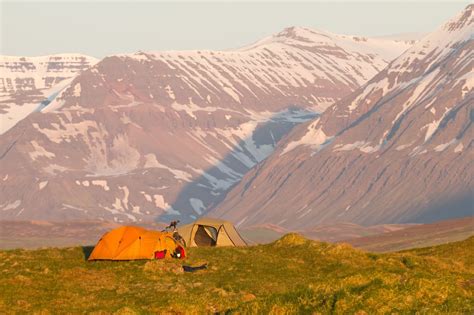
[{"left": 194, "top": 225, "right": 217, "bottom": 246}]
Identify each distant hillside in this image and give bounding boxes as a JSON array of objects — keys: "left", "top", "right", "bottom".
[
  {"left": 346, "top": 216, "right": 474, "bottom": 252},
  {"left": 0, "top": 220, "right": 165, "bottom": 250},
  {"left": 2, "top": 217, "right": 471, "bottom": 252},
  {"left": 240, "top": 222, "right": 410, "bottom": 245}
]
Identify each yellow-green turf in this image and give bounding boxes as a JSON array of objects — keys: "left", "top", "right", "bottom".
[{"left": 1, "top": 234, "right": 472, "bottom": 314}]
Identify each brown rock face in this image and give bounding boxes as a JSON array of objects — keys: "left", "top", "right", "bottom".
[
  {"left": 210, "top": 5, "right": 474, "bottom": 229},
  {"left": 0, "top": 28, "right": 413, "bottom": 223}
]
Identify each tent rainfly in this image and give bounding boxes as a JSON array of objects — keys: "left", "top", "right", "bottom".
[
  {"left": 88, "top": 226, "right": 185, "bottom": 260},
  {"left": 177, "top": 217, "right": 247, "bottom": 247}
]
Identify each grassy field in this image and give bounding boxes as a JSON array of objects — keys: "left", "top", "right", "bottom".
[{"left": 1, "top": 234, "right": 473, "bottom": 314}]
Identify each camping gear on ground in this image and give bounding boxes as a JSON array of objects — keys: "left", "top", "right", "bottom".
[
  {"left": 178, "top": 217, "right": 247, "bottom": 247},
  {"left": 88, "top": 226, "right": 186, "bottom": 261},
  {"left": 183, "top": 263, "right": 208, "bottom": 273},
  {"left": 172, "top": 231, "right": 186, "bottom": 247},
  {"left": 172, "top": 245, "right": 186, "bottom": 259},
  {"left": 154, "top": 250, "right": 167, "bottom": 259}
]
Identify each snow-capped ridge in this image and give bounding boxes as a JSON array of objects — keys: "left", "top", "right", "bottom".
[
  {"left": 0, "top": 53, "right": 98, "bottom": 61},
  {"left": 443, "top": 4, "right": 473, "bottom": 32},
  {"left": 0, "top": 53, "right": 98, "bottom": 134},
  {"left": 0, "top": 23, "right": 418, "bottom": 222},
  {"left": 207, "top": 5, "right": 473, "bottom": 229},
  {"left": 391, "top": 4, "right": 473, "bottom": 71},
  {"left": 238, "top": 26, "right": 415, "bottom": 63}
]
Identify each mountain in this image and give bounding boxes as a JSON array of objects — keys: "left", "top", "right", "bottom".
[
  {"left": 0, "top": 28, "right": 413, "bottom": 223},
  {"left": 210, "top": 5, "right": 473, "bottom": 229},
  {"left": 0, "top": 54, "right": 98, "bottom": 134}
]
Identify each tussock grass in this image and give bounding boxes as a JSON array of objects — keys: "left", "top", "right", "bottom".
[{"left": 1, "top": 234, "right": 473, "bottom": 314}]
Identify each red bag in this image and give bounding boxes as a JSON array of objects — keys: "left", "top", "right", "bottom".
[
  {"left": 177, "top": 246, "right": 186, "bottom": 259},
  {"left": 154, "top": 250, "right": 167, "bottom": 259}
]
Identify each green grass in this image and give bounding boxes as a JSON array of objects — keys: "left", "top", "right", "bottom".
[{"left": 1, "top": 234, "right": 473, "bottom": 314}]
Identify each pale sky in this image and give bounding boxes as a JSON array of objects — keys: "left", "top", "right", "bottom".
[{"left": 0, "top": 1, "right": 470, "bottom": 58}]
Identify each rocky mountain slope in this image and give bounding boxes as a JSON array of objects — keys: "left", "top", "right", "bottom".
[
  {"left": 210, "top": 5, "right": 473, "bottom": 229},
  {"left": 0, "top": 28, "right": 414, "bottom": 223},
  {"left": 0, "top": 54, "right": 98, "bottom": 134}
]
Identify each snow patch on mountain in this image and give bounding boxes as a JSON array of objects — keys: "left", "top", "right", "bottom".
[
  {"left": 2, "top": 200, "right": 21, "bottom": 211},
  {"left": 423, "top": 107, "right": 453, "bottom": 141},
  {"left": 189, "top": 198, "right": 205, "bottom": 215},
  {"left": 38, "top": 181, "right": 48, "bottom": 190},
  {"left": 91, "top": 180, "right": 110, "bottom": 191},
  {"left": 281, "top": 118, "right": 331, "bottom": 155},
  {"left": 454, "top": 142, "right": 464, "bottom": 153},
  {"left": 333, "top": 141, "right": 380, "bottom": 153},
  {"left": 29, "top": 141, "right": 56, "bottom": 160},
  {"left": 144, "top": 154, "right": 193, "bottom": 182},
  {"left": 434, "top": 139, "right": 458, "bottom": 152}
]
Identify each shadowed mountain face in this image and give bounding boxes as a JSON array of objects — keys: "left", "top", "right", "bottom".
[
  {"left": 0, "top": 28, "right": 413, "bottom": 223},
  {"left": 159, "top": 108, "right": 318, "bottom": 223},
  {"left": 210, "top": 5, "right": 474, "bottom": 229}
]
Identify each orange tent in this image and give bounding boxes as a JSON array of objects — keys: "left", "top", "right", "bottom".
[{"left": 88, "top": 226, "right": 185, "bottom": 261}]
